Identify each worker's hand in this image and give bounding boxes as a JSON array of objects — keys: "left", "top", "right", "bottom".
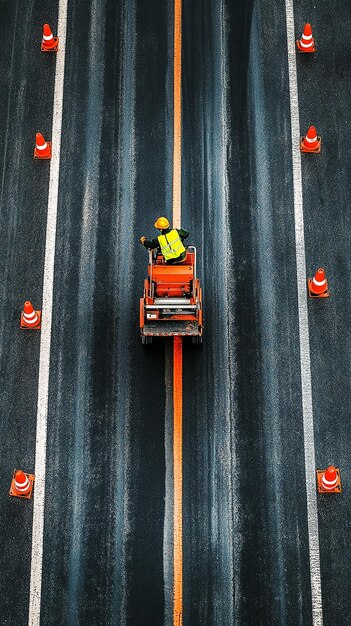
[{"left": 139, "top": 236, "right": 146, "bottom": 244}]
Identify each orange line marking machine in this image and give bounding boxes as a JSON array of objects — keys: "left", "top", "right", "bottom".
[{"left": 140, "top": 247, "right": 203, "bottom": 345}]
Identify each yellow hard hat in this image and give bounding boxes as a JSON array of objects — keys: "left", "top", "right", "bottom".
[{"left": 154, "top": 216, "right": 170, "bottom": 230}]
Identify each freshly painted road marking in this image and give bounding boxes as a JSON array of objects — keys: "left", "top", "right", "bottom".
[
  {"left": 173, "top": 0, "right": 182, "bottom": 231},
  {"left": 173, "top": 2, "right": 183, "bottom": 625},
  {"left": 28, "top": 2, "right": 68, "bottom": 624},
  {"left": 284, "top": 2, "right": 323, "bottom": 624}
]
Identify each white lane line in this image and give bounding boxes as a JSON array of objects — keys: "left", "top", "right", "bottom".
[
  {"left": 28, "top": 4, "right": 68, "bottom": 625},
  {"left": 284, "top": 2, "right": 323, "bottom": 625}
]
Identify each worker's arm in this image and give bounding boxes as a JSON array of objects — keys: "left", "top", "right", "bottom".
[
  {"left": 139, "top": 236, "right": 160, "bottom": 249},
  {"left": 178, "top": 228, "right": 189, "bottom": 240}
]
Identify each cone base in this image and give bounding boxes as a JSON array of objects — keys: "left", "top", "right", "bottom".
[
  {"left": 20, "top": 310, "right": 42, "bottom": 329},
  {"left": 308, "top": 279, "right": 329, "bottom": 298},
  {"left": 41, "top": 37, "right": 59, "bottom": 52},
  {"left": 34, "top": 143, "right": 52, "bottom": 160},
  {"left": 300, "top": 137, "right": 322, "bottom": 153},
  {"left": 316, "top": 468, "right": 342, "bottom": 493},
  {"left": 9, "top": 471, "right": 35, "bottom": 499},
  {"left": 296, "top": 40, "right": 316, "bottom": 53}
]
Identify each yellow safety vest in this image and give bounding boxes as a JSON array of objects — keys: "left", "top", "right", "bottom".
[{"left": 158, "top": 229, "right": 186, "bottom": 261}]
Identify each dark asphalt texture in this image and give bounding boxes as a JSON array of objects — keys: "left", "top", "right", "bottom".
[
  {"left": 182, "top": 1, "right": 312, "bottom": 624},
  {"left": 39, "top": 1, "right": 170, "bottom": 625},
  {"left": 0, "top": 1, "right": 57, "bottom": 624},
  {"left": 0, "top": 0, "right": 351, "bottom": 625},
  {"left": 294, "top": 2, "right": 351, "bottom": 624}
]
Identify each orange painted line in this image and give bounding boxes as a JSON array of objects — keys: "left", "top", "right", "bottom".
[
  {"left": 173, "top": 0, "right": 182, "bottom": 230},
  {"left": 173, "top": 1, "right": 183, "bottom": 624},
  {"left": 173, "top": 335, "right": 183, "bottom": 626}
]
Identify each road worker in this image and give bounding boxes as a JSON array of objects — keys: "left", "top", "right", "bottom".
[{"left": 139, "top": 217, "right": 189, "bottom": 264}]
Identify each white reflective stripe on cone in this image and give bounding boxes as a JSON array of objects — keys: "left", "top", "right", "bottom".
[
  {"left": 24, "top": 311, "right": 38, "bottom": 320},
  {"left": 15, "top": 480, "right": 30, "bottom": 491},
  {"left": 36, "top": 142, "right": 48, "bottom": 151},
  {"left": 321, "top": 483, "right": 337, "bottom": 490},
  {"left": 23, "top": 313, "right": 38, "bottom": 324},
  {"left": 24, "top": 310, "right": 37, "bottom": 320},
  {"left": 302, "top": 33, "right": 313, "bottom": 41},
  {"left": 312, "top": 278, "right": 326, "bottom": 286},
  {"left": 322, "top": 477, "right": 338, "bottom": 488},
  {"left": 43, "top": 34, "right": 54, "bottom": 41},
  {"left": 300, "top": 40, "right": 313, "bottom": 48},
  {"left": 305, "top": 135, "right": 317, "bottom": 143}
]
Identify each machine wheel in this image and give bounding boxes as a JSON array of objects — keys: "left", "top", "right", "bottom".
[
  {"left": 192, "top": 335, "right": 203, "bottom": 345},
  {"left": 141, "top": 335, "right": 153, "bottom": 345}
]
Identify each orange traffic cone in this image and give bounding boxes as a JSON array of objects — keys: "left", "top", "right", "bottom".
[
  {"left": 20, "top": 301, "right": 42, "bottom": 329},
  {"left": 34, "top": 133, "right": 52, "bottom": 159},
  {"left": 316, "top": 466, "right": 342, "bottom": 493},
  {"left": 308, "top": 268, "right": 329, "bottom": 298},
  {"left": 41, "top": 23, "right": 59, "bottom": 52},
  {"left": 9, "top": 469, "right": 35, "bottom": 499},
  {"left": 300, "top": 126, "right": 321, "bottom": 153},
  {"left": 296, "top": 23, "right": 316, "bottom": 53}
]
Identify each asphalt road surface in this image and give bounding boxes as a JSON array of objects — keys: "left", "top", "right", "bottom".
[{"left": 1, "top": 0, "right": 351, "bottom": 625}]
